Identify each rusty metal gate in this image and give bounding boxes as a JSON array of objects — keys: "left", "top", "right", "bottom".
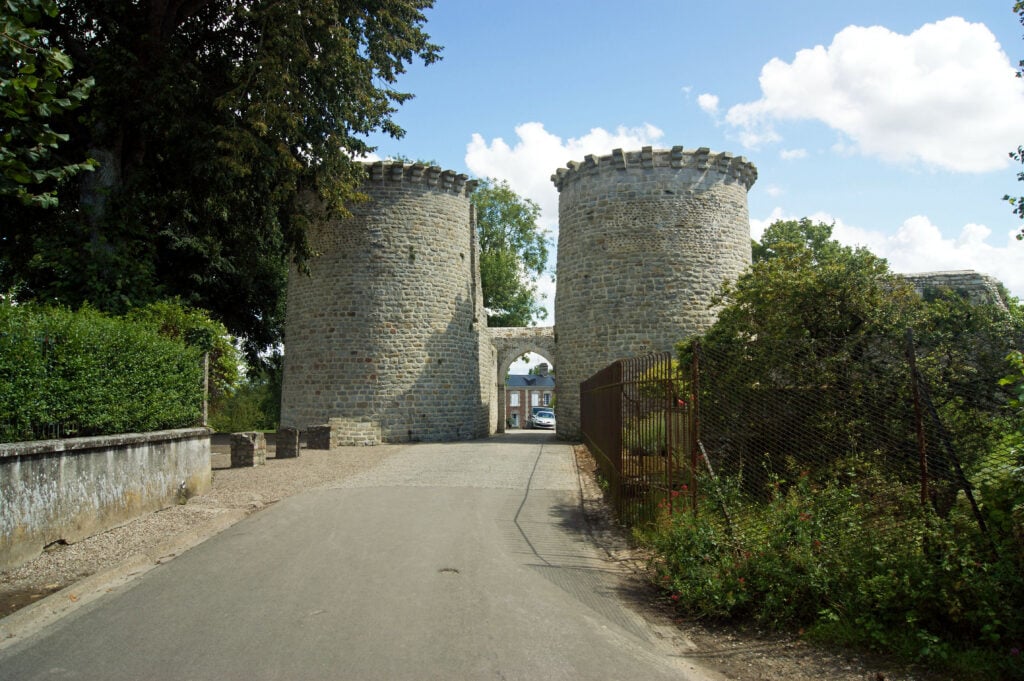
[{"left": 579, "top": 352, "right": 696, "bottom": 526}]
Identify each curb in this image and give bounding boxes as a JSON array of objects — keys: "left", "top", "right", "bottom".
[{"left": 0, "top": 507, "right": 249, "bottom": 651}]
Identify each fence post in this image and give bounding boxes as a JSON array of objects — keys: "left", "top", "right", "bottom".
[
  {"left": 904, "top": 328, "right": 928, "bottom": 507},
  {"left": 202, "top": 352, "right": 209, "bottom": 428},
  {"left": 690, "top": 341, "right": 701, "bottom": 515}
]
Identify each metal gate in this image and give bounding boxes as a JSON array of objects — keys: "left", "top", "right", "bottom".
[{"left": 579, "top": 352, "right": 696, "bottom": 526}]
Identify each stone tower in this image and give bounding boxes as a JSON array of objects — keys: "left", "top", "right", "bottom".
[
  {"left": 552, "top": 146, "right": 757, "bottom": 438},
  {"left": 279, "top": 162, "right": 493, "bottom": 443}
]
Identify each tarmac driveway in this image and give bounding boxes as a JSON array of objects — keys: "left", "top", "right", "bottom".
[{"left": 0, "top": 434, "right": 720, "bottom": 681}]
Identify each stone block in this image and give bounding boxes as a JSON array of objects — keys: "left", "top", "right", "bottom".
[
  {"left": 275, "top": 427, "right": 300, "bottom": 458},
  {"left": 230, "top": 432, "right": 267, "bottom": 467},
  {"left": 305, "top": 425, "right": 332, "bottom": 450}
]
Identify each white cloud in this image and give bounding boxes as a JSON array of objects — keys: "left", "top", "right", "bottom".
[
  {"left": 535, "top": 272, "right": 556, "bottom": 325},
  {"left": 465, "top": 122, "right": 665, "bottom": 230},
  {"left": 697, "top": 93, "right": 720, "bottom": 116},
  {"left": 780, "top": 148, "right": 807, "bottom": 160},
  {"left": 751, "top": 208, "right": 1024, "bottom": 299},
  {"left": 726, "top": 17, "right": 1024, "bottom": 172},
  {"left": 749, "top": 206, "right": 788, "bottom": 242}
]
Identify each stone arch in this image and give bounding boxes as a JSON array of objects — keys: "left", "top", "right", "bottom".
[{"left": 489, "top": 327, "right": 556, "bottom": 433}]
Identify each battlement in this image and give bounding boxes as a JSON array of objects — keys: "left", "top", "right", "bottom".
[
  {"left": 551, "top": 145, "right": 758, "bottom": 192},
  {"left": 365, "top": 161, "right": 477, "bottom": 196}
]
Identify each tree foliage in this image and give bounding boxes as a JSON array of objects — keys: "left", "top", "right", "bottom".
[
  {"left": 711, "top": 218, "right": 919, "bottom": 344},
  {"left": 209, "top": 353, "right": 282, "bottom": 432},
  {"left": 126, "top": 298, "right": 240, "bottom": 402},
  {"left": 684, "top": 219, "right": 1023, "bottom": 501},
  {"left": 0, "top": 0, "right": 439, "bottom": 362},
  {"left": 472, "top": 178, "right": 550, "bottom": 327},
  {"left": 0, "top": 0, "right": 95, "bottom": 207}
]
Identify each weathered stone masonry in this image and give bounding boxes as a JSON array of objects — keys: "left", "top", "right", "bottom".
[
  {"left": 552, "top": 147, "right": 757, "bottom": 438},
  {"left": 280, "top": 148, "right": 758, "bottom": 442},
  {"left": 280, "top": 162, "right": 492, "bottom": 442}
]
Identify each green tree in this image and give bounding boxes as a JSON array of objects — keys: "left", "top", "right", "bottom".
[
  {"left": 0, "top": 0, "right": 439, "bottom": 362},
  {"left": 0, "top": 0, "right": 95, "bottom": 208},
  {"left": 686, "top": 219, "right": 1024, "bottom": 507},
  {"left": 1006, "top": 1, "right": 1024, "bottom": 241},
  {"left": 751, "top": 216, "right": 843, "bottom": 264},
  {"left": 209, "top": 352, "right": 282, "bottom": 432},
  {"left": 472, "top": 178, "right": 550, "bottom": 327},
  {"left": 682, "top": 219, "right": 923, "bottom": 490},
  {"left": 711, "top": 219, "right": 918, "bottom": 343}
]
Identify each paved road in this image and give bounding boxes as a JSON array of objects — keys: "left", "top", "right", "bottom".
[{"left": 0, "top": 433, "right": 720, "bottom": 680}]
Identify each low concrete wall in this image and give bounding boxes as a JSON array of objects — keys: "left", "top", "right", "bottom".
[{"left": 0, "top": 428, "right": 211, "bottom": 571}]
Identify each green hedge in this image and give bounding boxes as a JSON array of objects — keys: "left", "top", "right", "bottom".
[{"left": 0, "top": 304, "right": 203, "bottom": 441}]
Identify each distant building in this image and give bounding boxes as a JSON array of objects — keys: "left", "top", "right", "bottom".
[{"left": 505, "top": 364, "right": 555, "bottom": 428}]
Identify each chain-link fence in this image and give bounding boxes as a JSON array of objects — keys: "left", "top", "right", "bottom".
[
  {"left": 581, "top": 330, "right": 1022, "bottom": 553},
  {"left": 693, "top": 331, "right": 1020, "bottom": 549}
]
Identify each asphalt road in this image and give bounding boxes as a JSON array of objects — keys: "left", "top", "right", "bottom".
[{"left": 0, "top": 433, "right": 721, "bottom": 681}]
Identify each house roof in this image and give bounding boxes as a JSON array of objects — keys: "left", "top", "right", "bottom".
[{"left": 505, "top": 374, "right": 555, "bottom": 389}]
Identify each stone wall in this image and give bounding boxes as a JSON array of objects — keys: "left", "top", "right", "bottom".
[
  {"left": 552, "top": 146, "right": 757, "bottom": 438},
  {"left": 0, "top": 428, "right": 210, "bottom": 570},
  {"left": 901, "top": 270, "right": 1009, "bottom": 311},
  {"left": 280, "top": 162, "right": 491, "bottom": 442}
]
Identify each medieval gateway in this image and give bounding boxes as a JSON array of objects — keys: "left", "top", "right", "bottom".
[
  {"left": 279, "top": 145, "right": 757, "bottom": 442},
  {"left": 278, "top": 146, "right": 1006, "bottom": 443}
]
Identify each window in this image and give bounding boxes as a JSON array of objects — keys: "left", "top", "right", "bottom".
[
  {"left": 509, "top": 392, "right": 520, "bottom": 407},
  {"left": 531, "top": 392, "right": 540, "bottom": 407},
  {"left": 543, "top": 392, "right": 551, "bottom": 406}
]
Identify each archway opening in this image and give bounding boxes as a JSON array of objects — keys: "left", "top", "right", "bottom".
[{"left": 501, "top": 351, "right": 554, "bottom": 432}]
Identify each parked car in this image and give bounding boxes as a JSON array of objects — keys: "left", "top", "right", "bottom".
[{"left": 529, "top": 409, "right": 556, "bottom": 429}]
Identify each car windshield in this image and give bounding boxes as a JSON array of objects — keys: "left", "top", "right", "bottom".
[{"left": 536, "top": 411, "right": 554, "bottom": 419}]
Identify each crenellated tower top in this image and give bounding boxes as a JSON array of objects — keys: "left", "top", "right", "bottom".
[
  {"left": 364, "top": 161, "right": 478, "bottom": 197},
  {"left": 550, "top": 145, "right": 757, "bottom": 192}
]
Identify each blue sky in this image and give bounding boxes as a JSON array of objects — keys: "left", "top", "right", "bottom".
[{"left": 366, "top": 1, "right": 1024, "bottom": 368}]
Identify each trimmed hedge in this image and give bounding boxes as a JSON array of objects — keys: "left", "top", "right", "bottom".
[{"left": 0, "top": 304, "right": 203, "bottom": 442}]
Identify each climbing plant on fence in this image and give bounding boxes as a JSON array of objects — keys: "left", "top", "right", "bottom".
[{"left": 0, "top": 303, "right": 204, "bottom": 441}]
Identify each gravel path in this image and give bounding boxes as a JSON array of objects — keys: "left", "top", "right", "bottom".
[{"left": 0, "top": 442, "right": 406, "bottom": 615}]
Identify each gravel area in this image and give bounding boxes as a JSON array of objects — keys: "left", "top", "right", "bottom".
[{"left": 0, "top": 442, "right": 406, "bottom": 616}]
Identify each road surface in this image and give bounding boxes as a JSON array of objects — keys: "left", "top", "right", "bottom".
[{"left": 0, "top": 433, "right": 720, "bottom": 680}]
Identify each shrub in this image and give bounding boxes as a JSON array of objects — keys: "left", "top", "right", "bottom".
[
  {"left": 642, "top": 461, "right": 1024, "bottom": 679},
  {"left": 0, "top": 303, "right": 203, "bottom": 440}
]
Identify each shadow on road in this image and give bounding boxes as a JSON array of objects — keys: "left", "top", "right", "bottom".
[{"left": 485, "top": 429, "right": 567, "bottom": 445}]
